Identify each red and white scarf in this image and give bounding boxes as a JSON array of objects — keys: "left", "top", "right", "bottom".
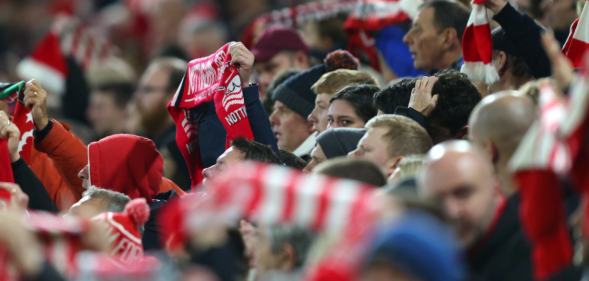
[
  {"left": 563, "top": 0, "right": 589, "bottom": 68},
  {"left": 461, "top": 0, "right": 500, "bottom": 84},
  {"left": 0, "top": 83, "right": 34, "bottom": 164},
  {"left": 160, "top": 162, "right": 381, "bottom": 281},
  {"left": 344, "top": 0, "right": 421, "bottom": 71},
  {"left": 0, "top": 212, "right": 91, "bottom": 281},
  {"left": 167, "top": 43, "right": 254, "bottom": 188},
  {"left": 509, "top": 74, "right": 589, "bottom": 280}
]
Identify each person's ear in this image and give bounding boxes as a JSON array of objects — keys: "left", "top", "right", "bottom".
[
  {"left": 385, "top": 155, "right": 404, "bottom": 176},
  {"left": 441, "top": 28, "right": 458, "bottom": 49},
  {"left": 454, "top": 125, "right": 469, "bottom": 140},
  {"left": 482, "top": 139, "right": 499, "bottom": 164},
  {"left": 293, "top": 51, "right": 309, "bottom": 69},
  {"left": 279, "top": 243, "right": 297, "bottom": 271},
  {"left": 493, "top": 51, "right": 508, "bottom": 76}
]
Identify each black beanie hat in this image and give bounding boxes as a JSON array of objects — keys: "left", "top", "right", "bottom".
[
  {"left": 316, "top": 128, "right": 366, "bottom": 159},
  {"left": 272, "top": 64, "right": 326, "bottom": 118}
]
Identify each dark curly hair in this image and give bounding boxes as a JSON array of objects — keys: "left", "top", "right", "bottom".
[
  {"left": 373, "top": 78, "right": 418, "bottom": 114},
  {"left": 330, "top": 84, "right": 379, "bottom": 123},
  {"left": 428, "top": 69, "right": 482, "bottom": 143}
]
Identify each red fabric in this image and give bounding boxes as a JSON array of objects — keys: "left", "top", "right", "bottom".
[
  {"left": 88, "top": 134, "right": 163, "bottom": 203},
  {"left": 462, "top": 24, "right": 493, "bottom": 64},
  {"left": 515, "top": 170, "right": 573, "bottom": 281},
  {"left": 29, "top": 31, "right": 68, "bottom": 77},
  {"left": 92, "top": 198, "right": 149, "bottom": 265},
  {"left": 0, "top": 139, "right": 13, "bottom": 202},
  {"left": 563, "top": 1, "right": 589, "bottom": 68},
  {"left": 343, "top": 0, "right": 415, "bottom": 72},
  {"left": 159, "top": 162, "right": 381, "bottom": 279},
  {"left": 460, "top": 2, "right": 499, "bottom": 84},
  {"left": 11, "top": 102, "right": 34, "bottom": 164},
  {"left": 167, "top": 43, "right": 254, "bottom": 188}
]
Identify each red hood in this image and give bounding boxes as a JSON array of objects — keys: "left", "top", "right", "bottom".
[{"left": 88, "top": 134, "right": 163, "bottom": 202}]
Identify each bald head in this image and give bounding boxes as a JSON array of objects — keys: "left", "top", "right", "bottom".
[
  {"left": 419, "top": 140, "right": 499, "bottom": 248},
  {"left": 469, "top": 91, "right": 538, "bottom": 161}
]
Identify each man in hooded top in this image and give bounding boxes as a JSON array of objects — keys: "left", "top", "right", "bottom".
[{"left": 21, "top": 79, "right": 186, "bottom": 210}]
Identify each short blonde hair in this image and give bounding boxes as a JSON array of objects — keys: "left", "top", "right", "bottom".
[
  {"left": 365, "top": 115, "right": 433, "bottom": 159},
  {"left": 311, "top": 69, "right": 378, "bottom": 95},
  {"left": 398, "top": 154, "right": 425, "bottom": 179}
]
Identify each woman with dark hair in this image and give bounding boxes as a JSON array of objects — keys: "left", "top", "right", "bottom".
[{"left": 327, "top": 84, "right": 379, "bottom": 129}]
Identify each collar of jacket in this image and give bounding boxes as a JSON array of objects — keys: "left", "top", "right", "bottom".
[
  {"left": 293, "top": 132, "right": 317, "bottom": 158},
  {"left": 429, "top": 53, "right": 464, "bottom": 76},
  {"left": 467, "top": 194, "right": 522, "bottom": 269}
]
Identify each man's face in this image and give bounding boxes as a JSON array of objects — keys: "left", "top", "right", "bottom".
[
  {"left": 87, "top": 92, "right": 127, "bottom": 138},
  {"left": 327, "top": 99, "right": 366, "bottom": 129},
  {"left": 308, "top": 93, "right": 332, "bottom": 133},
  {"left": 67, "top": 196, "right": 106, "bottom": 219},
  {"left": 348, "top": 127, "right": 391, "bottom": 173},
  {"left": 253, "top": 225, "right": 287, "bottom": 277},
  {"left": 254, "top": 53, "right": 295, "bottom": 91},
  {"left": 403, "top": 7, "right": 445, "bottom": 72},
  {"left": 303, "top": 144, "right": 327, "bottom": 173},
  {"left": 202, "top": 146, "right": 245, "bottom": 181},
  {"left": 135, "top": 65, "right": 173, "bottom": 135},
  {"left": 269, "top": 101, "right": 313, "bottom": 152},
  {"left": 420, "top": 152, "right": 499, "bottom": 248}
]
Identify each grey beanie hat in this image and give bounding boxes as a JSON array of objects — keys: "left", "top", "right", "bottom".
[{"left": 316, "top": 128, "right": 366, "bottom": 159}]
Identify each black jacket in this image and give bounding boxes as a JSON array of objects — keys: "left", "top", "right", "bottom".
[
  {"left": 468, "top": 195, "right": 533, "bottom": 281},
  {"left": 11, "top": 158, "right": 59, "bottom": 212},
  {"left": 493, "top": 3, "right": 551, "bottom": 79},
  {"left": 468, "top": 195, "right": 581, "bottom": 281}
]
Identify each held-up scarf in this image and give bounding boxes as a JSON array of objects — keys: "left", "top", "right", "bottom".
[
  {"left": 167, "top": 43, "right": 254, "bottom": 188},
  {"left": 509, "top": 75, "right": 589, "bottom": 280},
  {"left": 159, "top": 162, "right": 381, "bottom": 281},
  {"left": 563, "top": 0, "right": 589, "bottom": 68},
  {"left": 461, "top": 0, "right": 500, "bottom": 85},
  {"left": 0, "top": 82, "right": 34, "bottom": 164}
]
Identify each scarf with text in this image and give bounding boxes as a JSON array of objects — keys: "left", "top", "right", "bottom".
[{"left": 167, "top": 43, "right": 254, "bottom": 188}]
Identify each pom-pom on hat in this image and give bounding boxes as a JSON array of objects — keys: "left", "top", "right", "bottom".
[{"left": 92, "top": 198, "right": 150, "bottom": 265}]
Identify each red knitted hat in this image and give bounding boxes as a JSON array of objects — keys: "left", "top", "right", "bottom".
[{"left": 92, "top": 198, "right": 150, "bottom": 266}]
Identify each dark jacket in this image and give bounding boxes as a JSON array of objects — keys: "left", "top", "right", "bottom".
[
  {"left": 468, "top": 195, "right": 532, "bottom": 281},
  {"left": 143, "top": 190, "right": 180, "bottom": 253},
  {"left": 192, "top": 84, "right": 280, "bottom": 168},
  {"left": 152, "top": 126, "right": 192, "bottom": 191},
  {"left": 468, "top": 195, "right": 581, "bottom": 281},
  {"left": 11, "top": 158, "right": 59, "bottom": 212},
  {"left": 493, "top": 3, "right": 551, "bottom": 79}
]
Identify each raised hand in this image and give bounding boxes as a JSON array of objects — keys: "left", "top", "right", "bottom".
[
  {"left": 0, "top": 182, "right": 29, "bottom": 215},
  {"left": 22, "top": 80, "right": 49, "bottom": 130},
  {"left": 229, "top": 42, "right": 255, "bottom": 86},
  {"left": 541, "top": 32, "right": 574, "bottom": 91},
  {"left": 409, "top": 76, "right": 440, "bottom": 117},
  {"left": 0, "top": 110, "right": 21, "bottom": 162}
]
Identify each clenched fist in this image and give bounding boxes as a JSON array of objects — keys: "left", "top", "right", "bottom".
[
  {"left": 229, "top": 42, "right": 255, "bottom": 86},
  {"left": 23, "top": 80, "right": 49, "bottom": 131}
]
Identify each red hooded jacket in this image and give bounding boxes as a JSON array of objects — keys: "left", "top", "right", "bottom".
[{"left": 89, "top": 134, "right": 163, "bottom": 203}]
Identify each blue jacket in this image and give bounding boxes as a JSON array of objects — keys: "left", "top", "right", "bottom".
[{"left": 193, "top": 84, "right": 280, "bottom": 168}]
